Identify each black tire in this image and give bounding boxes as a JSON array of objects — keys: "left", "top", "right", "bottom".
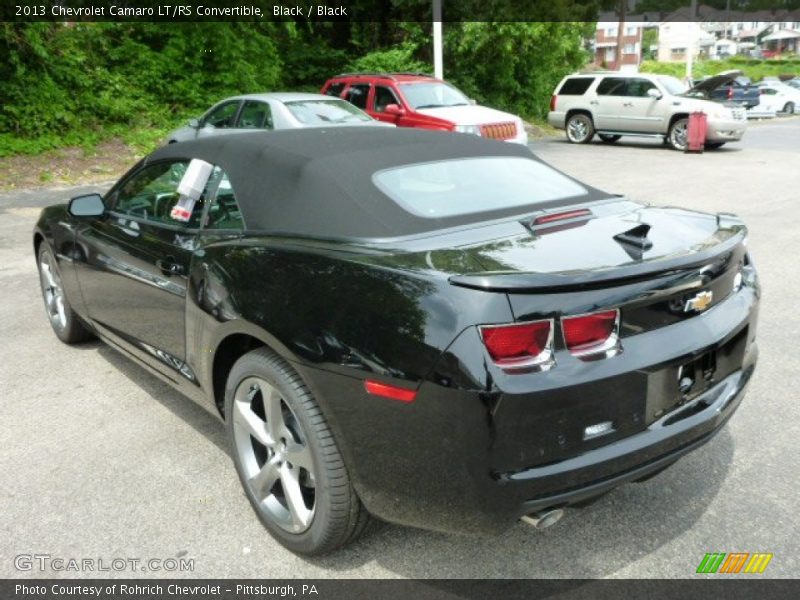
[
  {"left": 565, "top": 113, "right": 595, "bottom": 144},
  {"left": 667, "top": 117, "right": 689, "bottom": 151},
  {"left": 37, "top": 244, "right": 93, "bottom": 344},
  {"left": 224, "top": 347, "right": 370, "bottom": 555},
  {"left": 705, "top": 142, "right": 726, "bottom": 149},
  {"left": 783, "top": 102, "right": 795, "bottom": 115},
  {"left": 598, "top": 134, "right": 621, "bottom": 143}
]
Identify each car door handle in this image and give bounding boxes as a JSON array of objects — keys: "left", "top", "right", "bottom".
[
  {"left": 623, "top": 102, "right": 633, "bottom": 107},
  {"left": 157, "top": 258, "right": 183, "bottom": 276},
  {"left": 589, "top": 100, "right": 599, "bottom": 105}
]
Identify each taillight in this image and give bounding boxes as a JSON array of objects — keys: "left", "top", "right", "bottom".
[
  {"left": 550, "top": 94, "right": 557, "bottom": 111},
  {"left": 479, "top": 319, "right": 554, "bottom": 370},
  {"left": 562, "top": 309, "right": 620, "bottom": 357},
  {"left": 727, "top": 87, "right": 733, "bottom": 100}
]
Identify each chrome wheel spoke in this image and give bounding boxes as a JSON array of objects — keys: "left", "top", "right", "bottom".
[
  {"left": 263, "top": 386, "right": 286, "bottom": 444},
  {"left": 234, "top": 399, "right": 271, "bottom": 447},
  {"left": 280, "top": 464, "right": 312, "bottom": 530},
  {"left": 55, "top": 296, "right": 66, "bottom": 326},
  {"left": 250, "top": 456, "right": 280, "bottom": 499}
]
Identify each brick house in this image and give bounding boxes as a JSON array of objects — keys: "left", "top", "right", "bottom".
[{"left": 594, "top": 21, "right": 644, "bottom": 70}]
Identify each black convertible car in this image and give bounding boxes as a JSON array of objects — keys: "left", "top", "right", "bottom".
[{"left": 34, "top": 128, "right": 759, "bottom": 555}]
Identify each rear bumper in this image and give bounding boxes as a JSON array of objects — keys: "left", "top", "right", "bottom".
[
  {"left": 548, "top": 111, "right": 566, "bottom": 130},
  {"left": 295, "top": 285, "right": 759, "bottom": 536},
  {"left": 513, "top": 361, "right": 754, "bottom": 515}
]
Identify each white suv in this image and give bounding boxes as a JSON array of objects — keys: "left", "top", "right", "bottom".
[{"left": 548, "top": 71, "right": 748, "bottom": 151}]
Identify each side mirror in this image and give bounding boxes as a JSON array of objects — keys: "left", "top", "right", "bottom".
[
  {"left": 647, "top": 88, "right": 663, "bottom": 100},
  {"left": 68, "top": 193, "right": 105, "bottom": 217},
  {"left": 384, "top": 103, "right": 405, "bottom": 116},
  {"left": 188, "top": 118, "right": 200, "bottom": 128}
]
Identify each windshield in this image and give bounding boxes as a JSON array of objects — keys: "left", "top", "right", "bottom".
[
  {"left": 373, "top": 157, "right": 587, "bottom": 219},
  {"left": 398, "top": 82, "right": 471, "bottom": 109},
  {"left": 285, "top": 99, "right": 371, "bottom": 124},
  {"left": 658, "top": 76, "right": 689, "bottom": 96}
]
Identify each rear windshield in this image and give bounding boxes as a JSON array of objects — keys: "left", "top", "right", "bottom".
[
  {"left": 372, "top": 157, "right": 587, "bottom": 219},
  {"left": 559, "top": 77, "right": 594, "bottom": 95},
  {"left": 285, "top": 99, "right": 371, "bottom": 124}
]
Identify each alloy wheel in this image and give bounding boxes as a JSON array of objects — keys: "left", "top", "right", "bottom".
[
  {"left": 39, "top": 251, "right": 67, "bottom": 331},
  {"left": 669, "top": 120, "right": 688, "bottom": 151},
  {"left": 566, "top": 115, "right": 593, "bottom": 143},
  {"left": 232, "top": 376, "right": 316, "bottom": 533}
]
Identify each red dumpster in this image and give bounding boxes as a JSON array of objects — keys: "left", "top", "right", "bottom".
[{"left": 686, "top": 111, "right": 707, "bottom": 153}]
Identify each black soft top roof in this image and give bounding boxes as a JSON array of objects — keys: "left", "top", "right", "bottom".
[{"left": 148, "top": 128, "right": 608, "bottom": 240}]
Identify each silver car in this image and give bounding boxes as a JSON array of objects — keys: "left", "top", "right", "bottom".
[
  {"left": 547, "top": 71, "right": 748, "bottom": 151},
  {"left": 166, "top": 92, "right": 390, "bottom": 144}
]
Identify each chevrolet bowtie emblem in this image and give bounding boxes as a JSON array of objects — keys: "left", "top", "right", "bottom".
[{"left": 685, "top": 290, "right": 714, "bottom": 313}]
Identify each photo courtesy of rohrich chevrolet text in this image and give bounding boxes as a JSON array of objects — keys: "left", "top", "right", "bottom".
[{"left": 0, "top": 1, "right": 798, "bottom": 598}]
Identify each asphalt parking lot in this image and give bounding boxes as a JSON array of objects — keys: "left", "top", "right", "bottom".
[{"left": 1, "top": 118, "right": 798, "bottom": 579}]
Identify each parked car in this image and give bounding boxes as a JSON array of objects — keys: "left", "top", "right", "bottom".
[
  {"left": 34, "top": 128, "right": 758, "bottom": 555},
  {"left": 785, "top": 78, "right": 800, "bottom": 90},
  {"left": 746, "top": 94, "right": 779, "bottom": 119},
  {"left": 693, "top": 73, "right": 761, "bottom": 109},
  {"left": 756, "top": 81, "right": 800, "bottom": 114},
  {"left": 321, "top": 72, "right": 528, "bottom": 144},
  {"left": 548, "top": 71, "right": 748, "bottom": 150},
  {"left": 165, "top": 92, "right": 388, "bottom": 144}
]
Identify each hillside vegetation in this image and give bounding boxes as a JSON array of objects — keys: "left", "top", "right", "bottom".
[{"left": 0, "top": 21, "right": 592, "bottom": 157}]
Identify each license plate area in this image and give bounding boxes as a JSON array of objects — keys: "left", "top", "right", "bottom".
[{"left": 645, "top": 325, "right": 748, "bottom": 424}]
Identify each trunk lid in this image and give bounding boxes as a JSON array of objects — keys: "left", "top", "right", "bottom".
[{"left": 449, "top": 200, "right": 746, "bottom": 292}]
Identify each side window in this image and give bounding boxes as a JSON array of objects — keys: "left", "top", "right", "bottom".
[
  {"left": 344, "top": 84, "right": 370, "bottom": 109},
  {"left": 596, "top": 77, "right": 627, "bottom": 96},
  {"left": 559, "top": 77, "right": 594, "bottom": 95},
  {"left": 237, "top": 100, "right": 273, "bottom": 129},
  {"left": 625, "top": 78, "right": 657, "bottom": 97},
  {"left": 325, "top": 82, "right": 345, "bottom": 97},
  {"left": 761, "top": 88, "right": 777, "bottom": 95},
  {"left": 374, "top": 86, "right": 399, "bottom": 112},
  {"left": 203, "top": 101, "right": 239, "bottom": 128},
  {"left": 203, "top": 167, "right": 245, "bottom": 230},
  {"left": 111, "top": 161, "right": 205, "bottom": 227}
]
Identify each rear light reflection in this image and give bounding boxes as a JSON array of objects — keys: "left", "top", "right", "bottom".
[
  {"left": 562, "top": 309, "right": 620, "bottom": 357},
  {"left": 364, "top": 380, "right": 417, "bottom": 403},
  {"left": 478, "top": 319, "right": 554, "bottom": 371}
]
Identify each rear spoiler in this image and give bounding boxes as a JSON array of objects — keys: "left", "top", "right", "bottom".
[{"left": 448, "top": 230, "right": 746, "bottom": 293}]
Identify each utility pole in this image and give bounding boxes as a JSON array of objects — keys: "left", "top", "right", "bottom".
[
  {"left": 615, "top": 0, "right": 626, "bottom": 70},
  {"left": 686, "top": 0, "right": 697, "bottom": 82},
  {"left": 433, "top": 0, "right": 443, "bottom": 79}
]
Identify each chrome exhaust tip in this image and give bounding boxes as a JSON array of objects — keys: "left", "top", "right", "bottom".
[{"left": 520, "top": 508, "right": 564, "bottom": 530}]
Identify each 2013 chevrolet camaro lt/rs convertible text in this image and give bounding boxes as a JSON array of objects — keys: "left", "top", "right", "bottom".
[{"left": 33, "top": 128, "right": 759, "bottom": 555}]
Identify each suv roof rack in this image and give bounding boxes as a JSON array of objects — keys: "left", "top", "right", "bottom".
[{"left": 333, "top": 71, "right": 435, "bottom": 80}]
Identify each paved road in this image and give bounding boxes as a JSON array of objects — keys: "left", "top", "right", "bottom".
[{"left": 1, "top": 119, "right": 798, "bottom": 579}]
